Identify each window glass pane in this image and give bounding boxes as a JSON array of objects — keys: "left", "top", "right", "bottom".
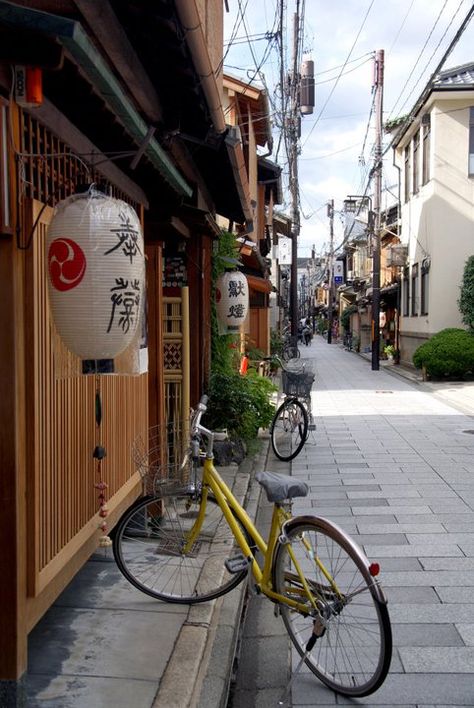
[{"left": 469, "top": 153, "right": 474, "bottom": 176}]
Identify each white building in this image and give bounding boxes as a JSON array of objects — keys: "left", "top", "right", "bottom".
[{"left": 393, "top": 62, "right": 474, "bottom": 365}]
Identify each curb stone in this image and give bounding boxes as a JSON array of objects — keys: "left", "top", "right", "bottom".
[{"left": 152, "top": 437, "right": 268, "bottom": 708}]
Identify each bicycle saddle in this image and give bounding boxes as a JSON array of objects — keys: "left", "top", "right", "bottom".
[{"left": 255, "top": 471, "right": 309, "bottom": 502}]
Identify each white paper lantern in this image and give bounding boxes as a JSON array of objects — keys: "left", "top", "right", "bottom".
[
  {"left": 46, "top": 190, "right": 145, "bottom": 360},
  {"left": 216, "top": 271, "right": 249, "bottom": 333}
]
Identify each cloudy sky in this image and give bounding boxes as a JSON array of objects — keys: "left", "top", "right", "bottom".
[{"left": 223, "top": 0, "right": 474, "bottom": 256}]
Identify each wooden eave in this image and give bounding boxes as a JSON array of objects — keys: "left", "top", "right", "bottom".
[{"left": 224, "top": 74, "right": 271, "bottom": 148}]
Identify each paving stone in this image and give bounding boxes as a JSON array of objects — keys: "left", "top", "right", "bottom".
[
  {"left": 455, "top": 624, "right": 474, "bottom": 645},
  {"left": 353, "top": 505, "right": 432, "bottom": 516},
  {"left": 399, "top": 647, "right": 474, "bottom": 672},
  {"left": 385, "top": 586, "right": 440, "bottom": 603},
  {"left": 392, "top": 622, "right": 464, "bottom": 646},
  {"left": 297, "top": 673, "right": 474, "bottom": 705},
  {"left": 311, "top": 498, "right": 389, "bottom": 508},
  {"left": 363, "top": 544, "right": 463, "bottom": 558},
  {"left": 406, "top": 533, "right": 474, "bottom": 545},
  {"left": 347, "top": 489, "right": 422, "bottom": 499},
  {"left": 389, "top": 603, "right": 474, "bottom": 623},
  {"left": 341, "top": 484, "right": 382, "bottom": 492},
  {"left": 436, "top": 588, "right": 474, "bottom": 603},
  {"left": 357, "top": 523, "right": 445, "bottom": 535},
  {"left": 355, "top": 533, "right": 408, "bottom": 546},
  {"left": 421, "top": 557, "right": 474, "bottom": 570}
]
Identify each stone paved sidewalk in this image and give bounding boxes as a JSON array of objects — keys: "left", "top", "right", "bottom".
[{"left": 232, "top": 336, "right": 474, "bottom": 708}]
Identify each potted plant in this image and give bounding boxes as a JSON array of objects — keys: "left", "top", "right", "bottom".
[{"left": 383, "top": 344, "right": 396, "bottom": 361}]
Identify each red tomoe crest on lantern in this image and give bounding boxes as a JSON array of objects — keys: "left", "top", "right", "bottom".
[
  {"left": 46, "top": 189, "right": 145, "bottom": 361},
  {"left": 48, "top": 237, "right": 87, "bottom": 292}
]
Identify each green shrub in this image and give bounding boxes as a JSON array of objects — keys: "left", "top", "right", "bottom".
[
  {"left": 412, "top": 328, "right": 474, "bottom": 378},
  {"left": 316, "top": 318, "right": 328, "bottom": 334},
  {"left": 458, "top": 255, "right": 474, "bottom": 332},
  {"left": 270, "top": 328, "right": 284, "bottom": 356},
  {"left": 340, "top": 304, "right": 357, "bottom": 333},
  {"left": 204, "top": 370, "right": 276, "bottom": 441}
]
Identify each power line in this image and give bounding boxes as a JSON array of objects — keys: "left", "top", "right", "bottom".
[
  {"left": 388, "top": 0, "right": 449, "bottom": 119},
  {"left": 302, "top": 0, "right": 376, "bottom": 147},
  {"left": 387, "top": 0, "right": 417, "bottom": 56},
  {"left": 396, "top": 0, "right": 466, "bottom": 117}
]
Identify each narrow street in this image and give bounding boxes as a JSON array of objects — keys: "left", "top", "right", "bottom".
[{"left": 231, "top": 334, "right": 474, "bottom": 707}]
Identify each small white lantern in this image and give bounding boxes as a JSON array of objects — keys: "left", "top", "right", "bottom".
[
  {"left": 46, "top": 190, "right": 145, "bottom": 360},
  {"left": 216, "top": 270, "right": 249, "bottom": 333}
]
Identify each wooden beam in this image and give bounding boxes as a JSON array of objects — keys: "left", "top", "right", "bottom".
[
  {"left": 33, "top": 98, "right": 149, "bottom": 207},
  {"left": 74, "top": 0, "right": 163, "bottom": 123}
]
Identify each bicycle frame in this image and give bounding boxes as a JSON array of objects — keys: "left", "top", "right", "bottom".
[{"left": 185, "top": 454, "right": 341, "bottom": 614}]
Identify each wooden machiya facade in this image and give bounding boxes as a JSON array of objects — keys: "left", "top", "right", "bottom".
[{"left": 0, "top": 1, "right": 250, "bottom": 700}]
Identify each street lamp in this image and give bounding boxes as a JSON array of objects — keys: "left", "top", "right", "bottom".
[{"left": 343, "top": 195, "right": 380, "bottom": 371}]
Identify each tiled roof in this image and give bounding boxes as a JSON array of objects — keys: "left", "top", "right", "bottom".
[{"left": 434, "top": 62, "right": 474, "bottom": 87}]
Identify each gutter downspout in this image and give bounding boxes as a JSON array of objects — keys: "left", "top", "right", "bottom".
[{"left": 174, "top": 0, "right": 253, "bottom": 228}]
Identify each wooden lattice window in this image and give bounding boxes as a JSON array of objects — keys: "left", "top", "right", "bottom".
[{"left": 20, "top": 112, "right": 138, "bottom": 210}]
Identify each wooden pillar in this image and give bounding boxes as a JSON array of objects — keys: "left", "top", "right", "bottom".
[
  {"left": 0, "top": 234, "right": 28, "bottom": 704},
  {"left": 187, "top": 235, "right": 203, "bottom": 407},
  {"left": 145, "top": 240, "right": 165, "bottom": 431}
]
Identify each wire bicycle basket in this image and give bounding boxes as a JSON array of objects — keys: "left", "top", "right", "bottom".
[
  {"left": 132, "top": 420, "right": 194, "bottom": 496},
  {"left": 281, "top": 368, "right": 315, "bottom": 398}
]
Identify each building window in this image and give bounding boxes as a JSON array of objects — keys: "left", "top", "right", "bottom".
[
  {"left": 403, "top": 266, "right": 409, "bottom": 316},
  {"left": 469, "top": 107, "right": 474, "bottom": 176},
  {"left": 413, "top": 131, "right": 420, "bottom": 194},
  {"left": 421, "top": 259, "right": 430, "bottom": 315},
  {"left": 422, "top": 116, "right": 431, "bottom": 185},
  {"left": 411, "top": 263, "right": 419, "bottom": 316},
  {"left": 404, "top": 146, "right": 410, "bottom": 202}
]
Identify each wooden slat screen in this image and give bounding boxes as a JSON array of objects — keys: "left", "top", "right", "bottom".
[
  {"left": 20, "top": 112, "right": 138, "bottom": 209},
  {"left": 25, "top": 199, "right": 148, "bottom": 593},
  {"left": 163, "top": 290, "right": 190, "bottom": 425}
]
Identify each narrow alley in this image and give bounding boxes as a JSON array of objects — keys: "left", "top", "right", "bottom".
[{"left": 232, "top": 334, "right": 474, "bottom": 708}]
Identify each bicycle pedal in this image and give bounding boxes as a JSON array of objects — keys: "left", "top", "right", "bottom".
[
  {"left": 225, "top": 553, "right": 249, "bottom": 574},
  {"left": 308, "top": 424, "right": 316, "bottom": 431}
]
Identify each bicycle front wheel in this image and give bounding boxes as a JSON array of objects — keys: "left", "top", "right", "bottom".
[
  {"left": 271, "top": 398, "right": 308, "bottom": 461},
  {"left": 113, "top": 490, "right": 248, "bottom": 603},
  {"left": 282, "top": 345, "right": 300, "bottom": 362},
  {"left": 273, "top": 517, "right": 392, "bottom": 697}
]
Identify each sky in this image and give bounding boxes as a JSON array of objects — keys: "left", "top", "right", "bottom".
[{"left": 223, "top": 0, "right": 474, "bottom": 256}]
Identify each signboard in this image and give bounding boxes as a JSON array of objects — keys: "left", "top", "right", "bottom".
[
  {"left": 278, "top": 236, "right": 292, "bottom": 265},
  {"left": 334, "top": 261, "right": 344, "bottom": 284}
]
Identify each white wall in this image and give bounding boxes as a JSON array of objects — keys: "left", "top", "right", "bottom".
[{"left": 397, "top": 97, "right": 474, "bottom": 342}]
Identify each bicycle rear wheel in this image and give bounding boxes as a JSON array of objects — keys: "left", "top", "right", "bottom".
[
  {"left": 273, "top": 517, "right": 392, "bottom": 697},
  {"left": 270, "top": 398, "right": 308, "bottom": 461},
  {"left": 113, "top": 489, "right": 248, "bottom": 603}
]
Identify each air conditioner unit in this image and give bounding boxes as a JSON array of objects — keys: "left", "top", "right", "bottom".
[{"left": 386, "top": 245, "right": 408, "bottom": 267}]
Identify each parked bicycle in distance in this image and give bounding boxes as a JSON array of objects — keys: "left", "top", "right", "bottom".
[
  {"left": 280, "top": 324, "right": 300, "bottom": 362},
  {"left": 268, "top": 355, "right": 315, "bottom": 461},
  {"left": 112, "top": 396, "right": 392, "bottom": 698}
]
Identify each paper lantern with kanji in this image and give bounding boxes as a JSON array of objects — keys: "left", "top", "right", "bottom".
[
  {"left": 215, "top": 271, "right": 249, "bottom": 333},
  {"left": 46, "top": 190, "right": 145, "bottom": 360}
]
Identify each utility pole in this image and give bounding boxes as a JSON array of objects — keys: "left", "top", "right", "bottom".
[
  {"left": 371, "top": 49, "right": 384, "bottom": 371},
  {"left": 289, "top": 8, "right": 300, "bottom": 341},
  {"left": 327, "top": 199, "right": 334, "bottom": 344}
]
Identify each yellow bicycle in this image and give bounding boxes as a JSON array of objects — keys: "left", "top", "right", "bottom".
[{"left": 113, "top": 397, "right": 392, "bottom": 697}]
